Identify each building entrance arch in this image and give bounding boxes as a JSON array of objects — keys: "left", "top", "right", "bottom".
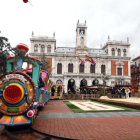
[
  {"left": 80, "top": 79, "right": 87, "bottom": 87},
  {"left": 92, "top": 79, "right": 99, "bottom": 85},
  {"left": 56, "top": 79, "right": 63, "bottom": 84},
  {"left": 68, "top": 79, "right": 75, "bottom": 93}
]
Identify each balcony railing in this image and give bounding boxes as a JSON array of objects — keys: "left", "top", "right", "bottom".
[{"left": 63, "top": 72, "right": 102, "bottom": 77}]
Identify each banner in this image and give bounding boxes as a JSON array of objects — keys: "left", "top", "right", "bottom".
[
  {"left": 85, "top": 55, "right": 96, "bottom": 65},
  {"left": 78, "top": 58, "right": 85, "bottom": 64}
]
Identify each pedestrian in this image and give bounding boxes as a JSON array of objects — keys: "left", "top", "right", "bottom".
[
  {"left": 125, "top": 88, "right": 130, "bottom": 99},
  {"left": 83, "top": 89, "right": 86, "bottom": 94},
  {"left": 121, "top": 87, "right": 126, "bottom": 99}
]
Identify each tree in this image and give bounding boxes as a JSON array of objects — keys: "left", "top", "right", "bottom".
[
  {"left": 98, "top": 85, "right": 108, "bottom": 97},
  {"left": 0, "top": 36, "right": 36, "bottom": 77},
  {"left": 40, "top": 53, "right": 51, "bottom": 73},
  {"left": 131, "top": 78, "right": 139, "bottom": 92}
]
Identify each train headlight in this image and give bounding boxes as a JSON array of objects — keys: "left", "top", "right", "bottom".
[
  {"left": 3, "top": 83, "right": 24, "bottom": 104},
  {"left": 26, "top": 109, "right": 35, "bottom": 118}
]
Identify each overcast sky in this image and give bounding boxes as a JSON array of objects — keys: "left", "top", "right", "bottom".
[{"left": 0, "top": 0, "right": 140, "bottom": 59}]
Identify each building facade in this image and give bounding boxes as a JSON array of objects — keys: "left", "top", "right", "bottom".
[
  {"left": 29, "top": 21, "right": 131, "bottom": 92},
  {"left": 131, "top": 56, "right": 140, "bottom": 89}
]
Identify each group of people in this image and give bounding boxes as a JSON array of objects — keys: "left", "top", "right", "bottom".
[
  {"left": 112, "top": 87, "right": 131, "bottom": 99},
  {"left": 82, "top": 89, "right": 98, "bottom": 94},
  {"left": 68, "top": 88, "right": 98, "bottom": 94}
]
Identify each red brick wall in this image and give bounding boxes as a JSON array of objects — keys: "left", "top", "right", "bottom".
[
  {"left": 111, "top": 61, "right": 116, "bottom": 75},
  {"left": 46, "top": 58, "right": 52, "bottom": 73},
  {"left": 111, "top": 60, "right": 128, "bottom": 76}
]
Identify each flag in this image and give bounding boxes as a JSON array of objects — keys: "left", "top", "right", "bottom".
[
  {"left": 85, "top": 55, "right": 96, "bottom": 65},
  {"left": 78, "top": 58, "right": 85, "bottom": 64}
]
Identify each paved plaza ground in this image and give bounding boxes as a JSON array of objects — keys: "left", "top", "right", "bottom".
[{"left": 0, "top": 99, "right": 140, "bottom": 140}]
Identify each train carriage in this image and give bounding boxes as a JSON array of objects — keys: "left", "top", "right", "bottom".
[
  {"left": 22, "top": 69, "right": 50, "bottom": 108},
  {"left": 0, "top": 44, "right": 43, "bottom": 126},
  {"left": 50, "top": 84, "right": 64, "bottom": 100}
]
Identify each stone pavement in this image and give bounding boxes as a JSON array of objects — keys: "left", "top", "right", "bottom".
[
  {"left": 32, "top": 100, "right": 140, "bottom": 140},
  {"left": 1, "top": 100, "right": 140, "bottom": 140}
]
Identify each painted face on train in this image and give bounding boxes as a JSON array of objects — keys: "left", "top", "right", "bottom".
[{"left": 0, "top": 72, "right": 36, "bottom": 116}]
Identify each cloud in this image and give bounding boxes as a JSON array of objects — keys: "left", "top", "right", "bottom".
[{"left": 0, "top": 0, "right": 140, "bottom": 58}]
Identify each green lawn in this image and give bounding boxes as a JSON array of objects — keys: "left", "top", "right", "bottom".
[{"left": 64, "top": 101, "right": 139, "bottom": 113}]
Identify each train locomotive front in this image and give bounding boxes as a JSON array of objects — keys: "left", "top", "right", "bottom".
[
  {"left": 0, "top": 72, "right": 36, "bottom": 126},
  {"left": 0, "top": 43, "right": 42, "bottom": 126}
]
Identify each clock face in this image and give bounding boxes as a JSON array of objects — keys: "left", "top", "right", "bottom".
[{"left": 81, "top": 36, "right": 84, "bottom": 40}]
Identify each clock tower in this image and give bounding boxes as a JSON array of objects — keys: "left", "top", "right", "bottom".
[{"left": 76, "top": 20, "right": 88, "bottom": 54}]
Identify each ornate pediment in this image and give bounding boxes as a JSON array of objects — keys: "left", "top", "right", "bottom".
[{"left": 115, "top": 61, "right": 124, "bottom": 66}]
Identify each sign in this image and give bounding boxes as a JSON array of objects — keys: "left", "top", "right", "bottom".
[
  {"left": 8, "top": 107, "right": 19, "bottom": 113},
  {"left": 3, "top": 74, "right": 27, "bottom": 83}
]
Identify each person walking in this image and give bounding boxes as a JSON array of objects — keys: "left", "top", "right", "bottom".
[
  {"left": 121, "top": 87, "right": 126, "bottom": 99},
  {"left": 125, "top": 88, "right": 130, "bottom": 99}
]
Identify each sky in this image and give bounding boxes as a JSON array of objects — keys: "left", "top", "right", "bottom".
[{"left": 0, "top": 0, "right": 140, "bottom": 59}]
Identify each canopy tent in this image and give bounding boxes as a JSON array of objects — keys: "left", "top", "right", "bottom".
[{"left": 79, "top": 85, "right": 112, "bottom": 90}]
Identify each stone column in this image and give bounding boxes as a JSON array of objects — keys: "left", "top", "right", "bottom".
[
  {"left": 64, "top": 76, "right": 67, "bottom": 92},
  {"left": 97, "top": 57, "right": 100, "bottom": 74},
  {"left": 52, "top": 57, "right": 55, "bottom": 76},
  {"left": 76, "top": 76, "right": 80, "bottom": 89},
  {"left": 75, "top": 57, "right": 78, "bottom": 73},
  {"left": 64, "top": 56, "right": 67, "bottom": 73},
  {"left": 88, "top": 77, "right": 92, "bottom": 86},
  {"left": 128, "top": 60, "right": 130, "bottom": 77}
]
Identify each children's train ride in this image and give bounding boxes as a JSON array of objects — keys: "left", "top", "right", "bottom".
[
  {"left": 22, "top": 69, "right": 50, "bottom": 108},
  {"left": 50, "top": 84, "right": 64, "bottom": 99},
  {"left": 0, "top": 43, "right": 50, "bottom": 126}
]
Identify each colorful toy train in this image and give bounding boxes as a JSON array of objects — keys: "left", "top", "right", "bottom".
[{"left": 0, "top": 44, "right": 50, "bottom": 126}]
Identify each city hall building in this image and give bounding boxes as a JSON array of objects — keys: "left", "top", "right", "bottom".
[{"left": 29, "top": 20, "right": 131, "bottom": 92}]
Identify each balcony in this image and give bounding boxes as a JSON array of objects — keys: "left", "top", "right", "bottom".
[{"left": 63, "top": 72, "right": 102, "bottom": 77}]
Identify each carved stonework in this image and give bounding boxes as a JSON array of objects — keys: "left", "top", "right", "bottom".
[{"left": 115, "top": 61, "right": 124, "bottom": 66}]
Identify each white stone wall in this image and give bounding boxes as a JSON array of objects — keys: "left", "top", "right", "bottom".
[{"left": 30, "top": 40, "right": 55, "bottom": 54}]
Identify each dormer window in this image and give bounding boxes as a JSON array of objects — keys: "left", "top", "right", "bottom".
[
  {"left": 47, "top": 45, "right": 51, "bottom": 53},
  {"left": 111, "top": 48, "right": 115, "bottom": 56},
  {"left": 34, "top": 44, "right": 38, "bottom": 52},
  {"left": 123, "top": 49, "right": 126, "bottom": 56},
  {"left": 41, "top": 45, "right": 45, "bottom": 52},
  {"left": 118, "top": 49, "right": 121, "bottom": 56}
]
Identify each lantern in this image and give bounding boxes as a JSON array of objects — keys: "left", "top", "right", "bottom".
[{"left": 23, "top": 0, "right": 28, "bottom": 3}]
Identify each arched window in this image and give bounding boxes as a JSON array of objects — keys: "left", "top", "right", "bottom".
[
  {"left": 92, "top": 79, "right": 99, "bottom": 85},
  {"left": 47, "top": 45, "right": 51, "bottom": 53},
  {"left": 101, "top": 65, "right": 105, "bottom": 74},
  {"left": 123, "top": 49, "right": 126, "bottom": 56},
  {"left": 118, "top": 49, "right": 121, "bottom": 56},
  {"left": 56, "top": 79, "right": 63, "bottom": 84},
  {"left": 41, "top": 45, "right": 45, "bottom": 52},
  {"left": 79, "top": 64, "right": 84, "bottom": 73},
  {"left": 111, "top": 48, "right": 115, "bottom": 56},
  {"left": 90, "top": 64, "right": 95, "bottom": 73},
  {"left": 68, "top": 63, "right": 73, "bottom": 73},
  {"left": 34, "top": 44, "right": 38, "bottom": 52},
  {"left": 79, "top": 29, "right": 85, "bottom": 35},
  {"left": 57, "top": 63, "right": 62, "bottom": 74}
]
